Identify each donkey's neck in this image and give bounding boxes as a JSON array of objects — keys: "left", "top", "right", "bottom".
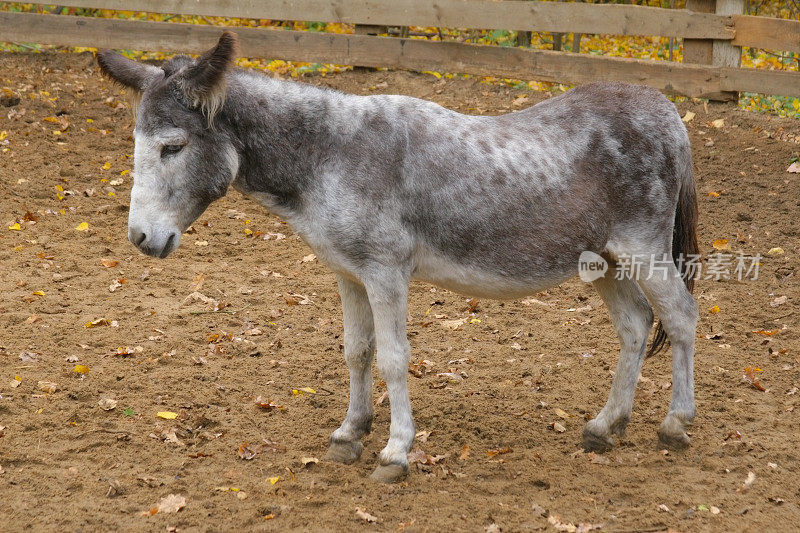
[{"left": 221, "top": 71, "right": 357, "bottom": 216}]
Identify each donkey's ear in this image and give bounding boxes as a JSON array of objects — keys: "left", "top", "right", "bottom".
[
  {"left": 96, "top": 50, "right": 161, "bottom": 92},
  {"left": 176, "top": 31, "right": 239, "bottom": 113}
]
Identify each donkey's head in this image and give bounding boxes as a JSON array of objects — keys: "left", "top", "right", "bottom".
[{"left": 97, "top": 32, "right": 240, "bottom": 258}]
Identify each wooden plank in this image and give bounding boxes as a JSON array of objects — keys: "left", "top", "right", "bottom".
[
  {"left": 2, "top": 12, "right": 798, "bottom": 98},
  {"left": 33, "top": 0, "right": 735, "bottom": 40},
  {"left": 683, "top": 0, "right": 716, "bottom": 65},
  {"left": 721, "top": 67, "right": 800, "bottom": 97},
  {"left": 732, "top": 14, "right": 800, "bottom": 54}
]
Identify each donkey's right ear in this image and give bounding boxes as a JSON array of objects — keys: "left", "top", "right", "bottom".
[{"left": 96, "top": 50, "right": 161, "bottom": 92}]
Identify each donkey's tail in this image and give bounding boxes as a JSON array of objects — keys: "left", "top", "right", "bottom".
[{"left": 646, "top": 155, "right": 699, "bottom": 357}]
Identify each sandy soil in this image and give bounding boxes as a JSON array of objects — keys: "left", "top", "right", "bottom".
[{"left": 0, "top": 51, "right": 798, "bottom": 532}]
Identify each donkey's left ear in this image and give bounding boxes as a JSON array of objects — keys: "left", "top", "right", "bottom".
[{"left": 176, "top": 31, "right": 239, "bottom": 115}]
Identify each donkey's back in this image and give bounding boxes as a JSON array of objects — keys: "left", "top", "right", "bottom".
[{"left": 330, "top": 83, "right": 692, "bottom": 298}]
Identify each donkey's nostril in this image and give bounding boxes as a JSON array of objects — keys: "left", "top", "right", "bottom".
[
  {"left": 160, "top": 233, "right": 177, "bottom": 259},
  {"left": 129, "top": 228, "right": 147, "bottom": 247},
  {"left": 135, "top": 232, "right": 147, "bottom": 246}
]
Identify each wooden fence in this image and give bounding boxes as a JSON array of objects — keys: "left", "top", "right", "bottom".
[{"left": 1, "top": 0, "right": 799, "bottom": 99}]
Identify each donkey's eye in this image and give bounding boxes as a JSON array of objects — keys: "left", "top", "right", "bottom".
[{"left": 161, "top": 144, "right": 184, "bottom": 157}]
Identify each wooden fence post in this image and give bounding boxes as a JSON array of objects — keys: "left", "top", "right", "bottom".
[{"left": 684, "top": 0, "right": 745, "bottom": 100}]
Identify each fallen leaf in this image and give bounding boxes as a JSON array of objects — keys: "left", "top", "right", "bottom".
[
  {"left": 737, "top": 471, "right": 756, "bottom": 492},
  {"left": 786, "top": 162, "right": 800, "bottom": 173},
  {"left": 355, "top": 507, "right": 378, "bottom": 523},
  {"left": 301, "top": 457, "right": 319, "bottom": 467},
  {"left": 254, "top": 396, "right": 283, "bottom": 411},
  {"left": 441, "top": 317, "right": 468, "bottom": 330},
  {"left": 98, "top": 398, "right": 117, "bottom": 411},
  {"left": 238, "top": 442, "right": 259, "bottom": 460},
  {"left": 486, "top": 447, "right": 513, "bottom": 457},
  {"left": 711, "top": 118, "right": 725, "bottom": 128},
  {"left": 191, "top": 273, "right": 205, "bottom": 291},
  {"left": 37, "top": 381, "right": 57, "bottom": 394},
  {"left": 73, "top": 365, "right": 89, "bottom": 374},
  {"left": 408, "top": 448, "right": 447, "bottom": 465},
  {"left": 554, "top": 408, "right": 571, "bottom": 419},
  {"left": 156, "top": 411, "right": 178, "bottom": 420},
  {"left": 770, "top": 296, "right": 787, "bottom": 307},
  {"left": 268, "top": 476, "right": 280, "bottom": 484},
  {"left": 7, "top": 222, "right": 21, "bottom": 231},
  {"left": 681, "top": 111, "right": 696, "bottom": 123},
  {"left": 658, "top": 504, "right": 671, "bottom": 512},
  {"left": 75, "top": 222, "right": 89, "bottom": 232},
  {"left": 743, "top": 367, "right": 766, "bottom": 391},
  {"left": 85, "top": 318, "right": 111, "bottom": 328},
  {"left": 459, "top": 444, "right": 470, "bottom": 460},
  {"left": 301, "top": 253, "right": 316, "bottom": 263},
  {"left": 710, "top": 305, "right": 721, "bottom": 314},
  {"left": 155, "top": 493, "right": 186, "bottom": 514},
  {"left": 712, "top": 238, "right": 731, "bottom": 251},
  {"left": 19, "top": 351, "right": 38, "bottom": 363},
  {"left": 552, "top": 422, "right": 566, "bottom": 433},
  {"left": 767, "top": 247, "right": 784, "bottom": 256}
]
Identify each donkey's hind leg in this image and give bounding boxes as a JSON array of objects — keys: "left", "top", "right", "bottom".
[
  {"left": 324, "top": 276, "right": 375, "bottom": 464},
  {"left": 583, "top": 266, "right": 654, "bottom": 452},
  {"left": 637, "top": 264, "right": 698, "bottom": 450}
]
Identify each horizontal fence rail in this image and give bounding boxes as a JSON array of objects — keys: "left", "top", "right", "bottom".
[
  {"left": 2, "top": 11, "right": 798, "bottom": 98},
  {"left": 21, "top": 0, "right": 800, "bottom": 53},
  {"left": 0, "top": 2, "right": 799, "bottom": 98}
]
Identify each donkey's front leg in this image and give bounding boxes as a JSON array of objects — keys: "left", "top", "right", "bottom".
[
  {"left": 364, "top": 275, "right": 414, "bottom": 483},
  {"left": 325, "top": 276, "right": 376, "bottom": 465}
]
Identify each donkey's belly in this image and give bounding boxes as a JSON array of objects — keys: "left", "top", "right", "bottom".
[{"left": 411, "top": 247, "right": 574, "bottom": 299}]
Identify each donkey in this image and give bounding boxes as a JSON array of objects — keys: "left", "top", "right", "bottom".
[{"left": 97, "top": 31, "right": 699, "bottom": 483}]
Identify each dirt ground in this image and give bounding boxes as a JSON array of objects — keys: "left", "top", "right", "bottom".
[{"left": 0, "top": 51, "right": 798, "bottom": 532}]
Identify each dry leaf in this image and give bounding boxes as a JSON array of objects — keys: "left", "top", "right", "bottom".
[
  {"left": 681, "top": 111, "right": 696, "bottom": 123},
  {"left": 37, "top": 381, "right": 57, "bottom": 394},
  {"left": 101, "top": 259, "right": 119, "bottom": 268},
  {"left": 238, "top": 442, "right": 259, "bottom": 460},
  {"left": 301, "top": 253, "right": 316, "bottom": 263},
  {"left": 743, "top": 367, "right": 766, "bottom": 391},
  {"left": 786, "top": 162, "right": 800, "bottom": 173},
  {"left": 156, "top": 411, "right": 178, "bottom": 420},
  {"left": 767, "top": 247, "right": 784, "bottom": 256},
  {"left": 711, "top": 118, "right": 725, "bottom": 128},
  {"left": 712, "top": 238, "right": 731, "bottom": 251},
  {"left": 156, "top": 493, "right": 186, "bottom": 514},
  {"left": 301, "top": 457, "right": 319, "bottom": 467},
  {"left": 554, "top": 408, "right": 571, "bottom": 419},
  {"left": 98, "top": 398, "right": 117, "bottom": 411},
  {"left": 486, "top": 447, "right": 512, "bottom": 457},
  {"left": 19, "top": 351, "right": 38, "bottom": 363},
  {"left": 738, "top": 471, "right": 756, "bottom": 492},
  {"left": 770, "top": 296, "right": 787, "bottom": 307},
  {"left": 459, "top": 444, "right": 470, "bottom": 460},
  {"left": 552, "top": 422, "right": 566, "bottom": 433},
  {"left": 355, "top": 507, "right": 378, "bottom": 523}
]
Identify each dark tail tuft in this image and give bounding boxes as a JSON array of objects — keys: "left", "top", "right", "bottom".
[{"left": 647, "top": 157, "right": 699, "bottom": 357}]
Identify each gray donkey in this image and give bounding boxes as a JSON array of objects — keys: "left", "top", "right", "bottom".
[{"left": 97, "top": 32, "right": 699, "bottom": 483}]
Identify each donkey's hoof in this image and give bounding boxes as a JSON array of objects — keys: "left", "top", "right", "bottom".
[
  {"left": 323, "top": 439, "right": 364, "bottom": 464},
  {"left": 582, "top": 421, "right": 614, "bottom": 453},
  {"left": 369, "top": 463, "right": 408, "bottom": 484},
  {"left": 657, "top": 416, "right": 690, "bottom": 450}
]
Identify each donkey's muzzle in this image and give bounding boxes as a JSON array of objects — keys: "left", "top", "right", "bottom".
[{"left": 129, "top": 226, "right": 180, "bottom": 258}]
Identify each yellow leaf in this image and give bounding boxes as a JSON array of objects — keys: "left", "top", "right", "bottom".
[
  {"left": 292, "top": 387, "right": 316, "bottom": 395},
  {"left": 0, "top": 131, "right": 8, "bottom": 141},
  {"left": 8, "top": 222, "right": 21, "bottom": 231},
  {"left": 120, "top": 169, "right": 130, "bottom": 176},
  {"left": 157, "top": 411, "right": 178, "bottom": 420},
  {"left": 75, "top": 222, "right": 89, "bottom": 231},
  {"left": 712, "top": 238, "right": 730, "bottom": 251},
  {"left": 711, "top": 118, "right": 725, "bottom": 128},
  {"left": 102, "top": 162, "right": 111, "bottom": 170},
  {"left": 32, "top": 290, "right": 45, "bottom": 296},
  {"left": 707, "top": 191, "right": 720, "bottom": 198},
  {"left": 709, "top": 305, "right": 720, "bottom": 314},
  {"left": 268, "top": 476, "right": 280, "bottom": 485},
  {"left": 85, "top": 318, "right": 110, "bottom": 328},
  {"left": 767, "top": 247, "right": 784, "bottom": 256},
  {"left": 681, "top": 111, "right": 695, "bottom": 123},
  {"left": 73, "top": 365, "right": 89, "bottom": 374}
]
